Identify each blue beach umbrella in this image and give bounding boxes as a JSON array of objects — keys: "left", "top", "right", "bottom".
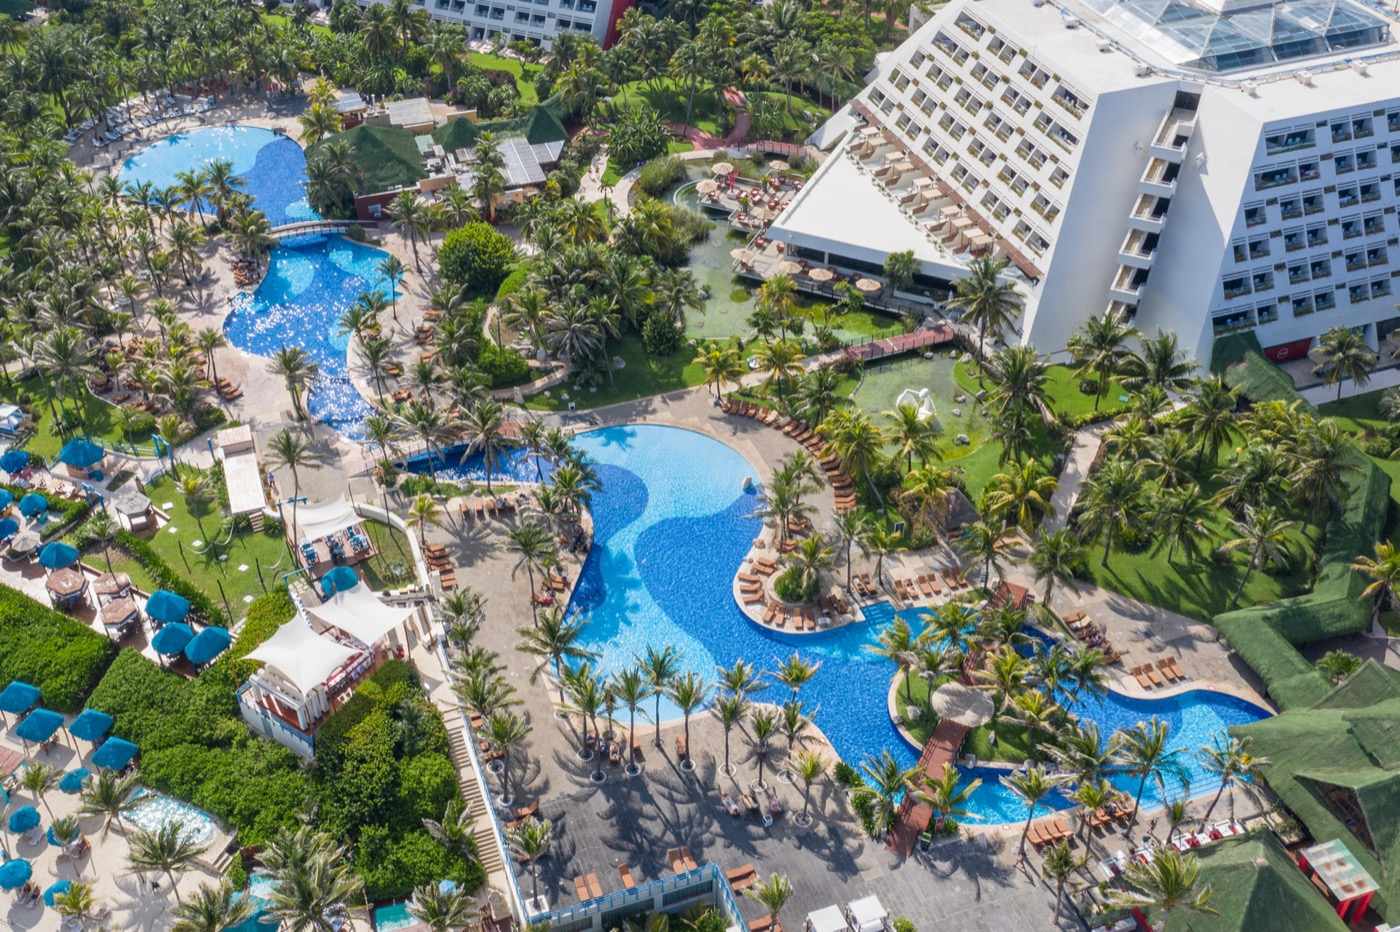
[
  {"left": 151, "top": 622, "right": 194, "bottom": 656},
  {"left": 144, "top": 589, "right": 190, "bottom": 626},
  {"left": 0, "top": 450, "right": 29, "bottom": 474},
  {"left": 15, "top": 708, "right": 63, "bottom": 744},
  {"left": 17, "top": 493, "right": 46, "bottom": 519},
  {"left": 0, "top": 681, "right": 40, "bottom": 717},
  {"left": 320, "top": 565, "right": 359, "bottom": 597},
  {"left": 58, "top": 768, "right": 90, "bottom": 794},
  {"left": 37, "top": 541, "right": 79, "bottom": 570},
  {"left": 68, "top": 709, "right": 113, "bottom": 744},
  {"left": 42, "top": 879, "right": 71, "bottom": 907},
  {"left": 7, "top": 806, "right": 39, "bottom": 834},
  {"left": 56, "top": 438, "right": 103, "bottom": 469},
  {"left": 183, "top": 627, "right": 231, "bottom": 666},
  {"left": 0, "top": 860, "right": 31, "bottom": 891},
  {"left": 0, "top": 489, "right": 11, "bottom": 510},
  {"left": 91, "top": 737, "right": 138, "bottom": 771},
  {"left": 0, "top": 517, "right": 18, "bottom": 540}
]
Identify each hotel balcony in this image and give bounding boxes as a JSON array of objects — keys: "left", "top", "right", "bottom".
[
  {"left": 1118, "top": 229, "right": 1158, "bottom": 270},
  {"left": 1149, "top": 107, "right": 1196, "bottom": 164},
  {"left": 1128, "top": 193, "right": 1169, "bottom": 235},
  {"left": 1139, "top": 157, "right": 1179, "bottom": 198},
  {"left": 1108, "top": 265, "right": 1147, "bottom": 305}
]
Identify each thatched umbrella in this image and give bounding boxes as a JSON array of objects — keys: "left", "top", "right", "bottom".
[{"left": 929, "top": 682, "right": 994, "bottom": 728}]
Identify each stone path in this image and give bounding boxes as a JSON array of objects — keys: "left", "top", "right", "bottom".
[{"left": 1042, "top": 422, "right": 1108, "bottom": 533}]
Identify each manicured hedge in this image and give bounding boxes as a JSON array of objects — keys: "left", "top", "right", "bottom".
[
  {"left": 115, "top": 529, "right": 228, "bottom": 626},
  {"left": 0, "top": 584, "right": 116, "bottom": 712}
]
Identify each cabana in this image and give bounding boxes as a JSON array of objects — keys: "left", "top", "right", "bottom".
[
  {"left": 846, "top": 896, "right": 888, "bottom": 932},
  {"left": 44, "top": 567, "right": 87, "bottom": 609},
  {"left": 110, "top": 487, "right": 153, "bottom": 532},
  {"left": 242, "top": 617, "right": 363, "bottom": 758},
  {"left": 15, "top": 709, "right": 65, "bottom": 752},
  {"left": 291, "top": 500, "right": 376, "bottom": 575},
  {"left": 90, "top": 736, "right": 138, "bottom": 771},
  {"left": 67, "top": 709, "right": 112, "bottom": 746},
  {"left": 807, "top": 905, "right": 850, "bottom": 932},
  {"left": 216, "top": 425, "right": 267, "bottom": 526},
  {"left": 144, "top": 589, "right": 190, "bottom": 627},
  {"left": 151, "top": 622, "right": 194, "bottom": 660},
  {"left": 304, "top": 584, "right": 414, "bottom": 652},
  {"left": 55, "top": 438, "right": 104, "bottom": 478},
  {"left": 184, "top": 626, "right": 231, "bottom": 667},
  {"left": 0, "top": 681, "right": 39, "bottom": 724}
]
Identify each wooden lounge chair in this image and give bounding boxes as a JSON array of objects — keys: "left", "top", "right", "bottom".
[
  {"left": 574, "top": 876, "right": 592, "bottom": 901},
  {"left": 1156, "top": 659, "right": 1181, "bottom": 683},
  {"left": 726, "top": 864, "right": 757, "bottom": 891},
  {"left": 1166, "top": 658, "right": 1187, "bottom": 681},
  {"left": 748, "top": 916, "right": 776, "bottom": 932},
  {"left": 1131, "top": 665, "right": 1153, "bottom": 690},
  {"left": 619, "top": 864, "right": 637, "bottom": 889},
  {"left": 1144, "top": 664, "right": 1165, "bottom": 688},
  {"left": 675, "top": 734, "right": 688, "bottom": 760},
  {"left": 763, "top": 602, "right": 778, "bottom": 623},
  {"left": 743, "top": 592, "right": 766, "bottom": 606}
]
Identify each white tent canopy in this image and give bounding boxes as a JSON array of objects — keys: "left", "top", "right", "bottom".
[
  {"left": 848, "top": 897, "right": 888, "bottom": 932},
  {"left": 807, "top": 905, "right": 849, "bottom": 932},
  {"left": 295, "top": 500, "right": 361, "bottom": 545},
  {"left": 246, "top": 618, "right": 359, "bottom": 695},
  {"left": 305, "top": 585, "right": 413, "bottom": 649}
]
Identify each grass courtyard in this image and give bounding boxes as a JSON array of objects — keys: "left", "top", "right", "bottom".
[
  {"left": 524, "top": 333, "right": 708, "bottom": 411},
  {"left": 610, "top": 79, "right": 830, "bottom": 141},
  {"left": 893, "top": 670, "right": 1034, "bottom": 764}
]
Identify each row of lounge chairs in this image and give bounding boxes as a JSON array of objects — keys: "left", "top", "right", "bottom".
[
  {"left": 1061, "top": 612, "right": 1124, "bottom": 665},
  {"left": 720, "top": 400, "right": 858, "bottom": 513},
  {"left": 1131, "top": 658, "right": 1187, "bottom": 690},
  {"left": 460, "top": 496, "right": 519, "bottom": 522},
  {"left": 424, "top": 543, "right": 454, "bottom": 591},
  {"left": 889, "top": 568, "right": 970, "bottom": 605},
  {"left": 721, "top": 785, "right": 786, "bottom": 820}
]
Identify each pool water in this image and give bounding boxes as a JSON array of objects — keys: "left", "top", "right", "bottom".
[
  {"left": 228, "top": 873, "right": 280, "bottom": 932},
  {"left": 404, "top": 444, "right": 550, "bottom": 485},
  {"left": 119, "top": 125, "right": 318, "bottom": 228},
  {"left": 562, "top": 424, "right": 1269, "bottom": 824},
  {"left": 225, "top": 232, "right": 394, "bottom": 439},
  {"left": 373, "top": 901, "right": 417, "bottom": 930},
  {"left": 127, "top": 787, "right": 218, "bottom": 846}
]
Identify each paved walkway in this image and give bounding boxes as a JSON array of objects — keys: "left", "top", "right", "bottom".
[{"left": 1042, "top": 422, "right": 1108, "bottom": 533}]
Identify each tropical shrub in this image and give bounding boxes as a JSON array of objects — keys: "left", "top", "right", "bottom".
[
  {"left": 2, "top": 482, "right": 92, "bottom": 539},
  {"left": 636, "top": 156, "right": 686, "bottom": 197},
  {"left": 494, "top": 263, "right": 529, "bottom": 303},
  {"left": 440, "top": 222, "right": 517, "bottom": 294},
  {"left": 641, "top": 312, "right": 682, "bottom": 357},
  {"left": 0, "top": 584, "right": 115, "bottom": 712},
  {"left": 478, "top": 340, "right": 532, "bottom": 387},
  {"left": 608, "top": 104, "right": 668, "bottom": 170}
]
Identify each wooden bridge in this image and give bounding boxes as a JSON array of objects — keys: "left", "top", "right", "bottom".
[
  {"left": 844, "top": 323, "right": 957, "bottom": 364},
  {"left": 889, "top": 719, "right": 971, "bottom": 857},
  {"left": 269, "top": 219, "right": 374, "bottom": 239}
]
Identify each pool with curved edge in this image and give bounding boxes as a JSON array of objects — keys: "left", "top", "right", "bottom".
[
  {"left": 118, "top": 125, "right": 317, "bottom": 228},
  {"left": 560, "top": 423, "right": 1270, "bottom": 824},
  {"left": 224, "top": 232, "right": 394, "bottom": 440}
]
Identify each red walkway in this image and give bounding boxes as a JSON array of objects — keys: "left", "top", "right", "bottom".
[
  {"left": 845, "top": 323, "right": 956, "bottom": 364},
  {"left": 889, "top": 720, "right": 970, "bottom": 856}
]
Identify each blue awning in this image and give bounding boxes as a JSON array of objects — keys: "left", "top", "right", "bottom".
[
  {"left": 37, "top": 541, "right": 79, "bottom": 570},
  {"left": 56, "top": 438, "right": 103, "bottom": 469},
  {"left": 0, "top": 859, "right": 31, "bottom": 891},
  {"left": 0, "top": 489, "right": 11, "bottom": 510},
  {"left": 58, "top": 768, "right": 90, "bottom": 794},
  {"left": 15, "top": 708, "right": 63, "bottom": 743},
  {"left": 0, "top": 517, "right": 18, "bottom": 540},
  {"left": 151, "top": 622, "right": 194, "bottom": 656},
  {"left": 42, "top": 879, "right": 71, "bottom": 907},
  {"left": 320, "top": 565, "right": 359, "bottom": 597},
  {"left": 184, "top": 627, "right": 231, "bottom": 666},
  {"left": 0, "top": 449, "right": 29, "bottom": 474},
  {"left": 17, "top": 493, "right": 46, "bottom": 518},
  {"left": 68, "top": 708, "right": 113, "bottom": 742},
  {"left": 91, "top": 737, "right": 138, "bottom": 771},
  {"left": 145, "top": 589, "right": 191, "bottom": 626},
  {"left": 6, "top": 806, "right": 39, "bottom": 834},
  {"left": 0, "top": 681, "right": 40, "bottom": 714}
]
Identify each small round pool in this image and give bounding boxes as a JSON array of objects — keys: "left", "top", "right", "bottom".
[
  {"left": 119, "top": 124, "right": 317, "bottom": 227},
  {"left": 127, "top": 787, "right": 219, "bottom": 846}
]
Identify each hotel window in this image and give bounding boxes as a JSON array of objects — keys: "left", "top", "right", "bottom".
[
  {"left": 1358, "top": 149, "right": 1378, "bottom": 171},
  {"left": 1314, "top": 289, "right": 1336, "bottom": 312},
  {"left": 1244, "top": 204, "right": 1267, "bottom": 227},
  {"left": 1389, "top": 110, "right": 1400, "bottom": 133},
  {"left": 870, "top": 89, "right": 888, "bottom": 109},
  {"left": 1017, "top": 59, "right": 1049, "bottom": 88},
  {"left": 1303, "top": 191, "right": 1325, "bottom": 214},
  {"left": 1001, "top": 87, "right": 1030, "bottom": 115},
  {"left": 1293, "top": 294, "right": 1315, "bottom": 316},
  {"left": 1049, "top": 166, "right": 1069, "bottom": 188},
  {"left": 1223, "top": 276, "right": 1252, "bottom": 299},
  {"left": 1288, "top": 262, "right": 1311, "bottom": 284},
  {"left": 1373, "top": 278, "right": 1393, "bottom": 298},
  {"left": 1336, "top": 152, "right": 1357, "bottom": 174},
  {"left": 933, "top": 31, "right": 969, "bottom": 64},
  {"left": 1280, "top": 197, "right": 1302, "bottom": 219},
  {"left": 1366, "top": 214, "right": 1385, "bottom": 236},
  {"left": 1031, "top": 193, "right": 1060, "bottom": 222},
  {"left": 1257, "top": 302, "right": 1279, "bottom": 324},
  {"left": 1307, "top": 225, "right": 1328, "bottom": 248},
  {"left": 954, "top": 12, "right": 986, "bottom": 39},
  {"left": 1362, "top": 181, "right": 1382, "bottom": 202},
  {"left": 1310, "top": 258, "right": 1332, "bottom": 279},
  {"left": 892, "top": 70, "right": 911, "bottom": 92},
  {"left": 1353, "top": 117, "right": 1374, "bottom": 139},
  {"left": 1350, "top": 281, "right": 1371, "bottom": 303},
  {"left": 986, "top": 113, "right": 1012, "bottom": 141},
  {"left": 1232, "top": 240, "right": 1249, "bottom": 263},
  {"left": 1283, "top": 228, "right": 1305, "bottom": 252},
  {"left": 1265, "top": 127, "right": 1315, "bottom": 154},
  {"left": 1025, "top": 231, "right": 1050, "bottom": 254},
  {"left": 910, "top": 50, "right": 927, "bottom": 70},
  {"left": 1333, "top": 120, "right": 1354, "bottom": 143},
  {"left": 987, "top": 36, "right": 1015, "bottom": 63},
  {"left": 1299, "top": 159, "right": 1320, "bottom": 181},
  {"left": 1213, "top": 309, "right": 1256, "bottom": 335},
  {"left": 1342, "top": 216, "right": 1363, "bottom": 239},
  {"left": 895, "top": 113, "right": 913, "bottom": 133},
  {"left": 1338, "top": 184, "right": 1360, "bottom": 207},
  {"left": 1367, "top": 245, "right": 1388, "bottom": 266},
  {"left": 1051, "top": 85, "right": 1088, "bottom": 119},
  {"left": 1249, "top": 236, "right": 1270, "bottom": 260},
  {"left": 1252, "top": 270, "right": 1275, "bottom": 292}
]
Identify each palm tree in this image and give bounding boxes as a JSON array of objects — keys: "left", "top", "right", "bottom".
[
  {"left": 853, "top": 750, "right": 919, "bottom": 839},
  {"left": 1029, "top": 528, "right": 1083, "bottom": 606},
  {"left": 917, "top": 762, "right": 983, "bottom": 834},
  {"left": 79, "top": 769, "right": 139, "bottom": 838},
  {"left": 747, "top": 707, "right": 781, "bottom": 789},
  {"left": 405, "top": 493, "right": 444, "bottom": 550},
  {"left": 832, "top": 509, "right": 871, "bottom": 593},
  {"left": 640, "top": 645, "right": 681, "bottom": 748},
  {"left": 1178, "top": 376, "right": 1238, "bottom": 469},
  {"left": 459, "top": 400, "right": 507, "bottom": 493},
  {"left": 20, "top": 761, "right": 59, "bottom": 818},
  {"left": 669, "top": 671, "right": 709, "bottom": 768},
  {"left": 1006, "top": 765, "right": 1065, "bottom": 858},
  {"left": 1078, "top": 457, "right": 1144, "bottom": 565},
  {"left": 1198, "top": 735, "right": 1268, "bottom": 823},
  {"left": 1317, "top": 648, "right": 1364, "bottom": 685},
  {"left": 517, "top": 609, "right": 598, "bottom": 703},
  {"left": 694, "top": 340, "right": 746, "bottom": 401},
  {"left": 713, "top": 693, "right": 748, "bottom": 777},
  {"left": 196, "top": 328, "right": 226, "bottom": 388},
  {"left": 471, "top": 132, "right": 508, "bottom": 223},
  {"left": 1151, "top": 482, "right": 1214, "bottom": 565},
  {"left": 127, "top": 821, "right": 209, "bottom": 902},
  {"left": 947, "top": 256, "right": 1021, "bottom": 357},
  {"left": 884, "top": 402, "right": 939, "bottom": 473},
  {"left": 263, "top": 842, "right": 365, "bottom": 931},
  {"left": 1041, "top": 840, "right": 1081, "bottom": 920},
  {"left": 610, "top": 667, "right": 649, "bottom": 771},
  {"left": 819, "top": 408, "right": 886, "bottom": 502},
  {"left": 745, "top": 874, "right": 793, "bottom": 930},
  {"left": 53, "top": 882, "right": 100, "bottom": 922},
  {"left": 506, "top": 521, "right": 555, "bottom": 626},
  {"left": 869, "top": 616, "right": 920, "bottom": 702},
  {"left": 983, "top": 458, "right": 1057, "bottom": 532},
  {"left": 509, "top": 816, "right": 552, "bottom": 903},
  {"left": 389, "top": 190, "right": 429, "bottom": 270},
  {"left": 958, "top": 519, "right": 1013, "bottom": 587},
  {"left": 269, "top": 346, "right": 319, "bottom": 420},
  {"left": 267, "top": 428, "right": 313, "bottom": 547},
  {"left": 785, "top": 533, "right": 834, "bottom": 599},
  {"left": 172, "top": 880, "right": 255, "bottom": 932},
  {"left": 1122, "top": 331, "right": 1194, "bottom": 394},
  {"left": 1111, "top": 718, "right": 1188, "bottom": 828},
  {"left": 793, "top": 750, "right": 827, "bottom": 825},
  {"left": 421, "top": 798, "right": 478, "bottom": 872},
  {"left": 409, "top": 883, "right": 478, "bottom": 931},
  {"left": 1066, "top": 308, "right": 1137, "bottom": 410},
  {"left": 1312, "top": 325, "right": 1376, "bottom": 400},
  {"left": 1109, "top": 848, "right": 1217, "bottom": 927},
  {"left": 1219, "top": 505, "right": 1297, "bottom": 607},
  {"left": 755, "top": 337, "right": 804, "bottom": 401},
  {"left": 486, "top": 710, "right": 532, "bottom": 802}
]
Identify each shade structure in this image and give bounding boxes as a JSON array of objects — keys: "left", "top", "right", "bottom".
[
  {"left": 45, "top": 568, "right": 86, "bottom": 599},
  {"left": 847, "top": 896, "right": 887, "bottom": 932},
  {"left": 151, "top": 622, "right": 194, "bottom": 656},
  {"left": 42, "top": 879, "right": 71, "bottom": 907},
  {"left": 807, "top": 906, "right": 848, "bottom": 932},
  {"left": 773, "top": 260, "right": 802, "bottom": 276},
  {"left": 0, "top": 450, "right": 29, "bottom": 474},
  {"left": 184, "top": 626, "right": 231, "bottom": 666},
  {"left": 15, "top": 708, "right": 63, "bottom": 743},
  {"left": 91, "top": 736, "right": 138, "bottom": 770},
  {"left": 0, "top": 860, "right": 31, "bottom": 891},
  {"left": 712, "top": 162, "right": 735, "bottom": 176},
  {"left": 67, "top": 708, "right": 112, "bottom": 743},
  {"left": 145, "top": 588, "right": 191, "bottom": 626},
  {"left": 6, "top": 806, "right": 39, "bottom": 834},
  {"left": 0, "top": 489, "right": 11, "bottom": 510},
  {"left": 110, "top": 488, "right": 150, "bottom": 516},
  {"left": 0, "top": 681, "right": 39, "bottom": 715},
  {"left": 8, "top": 530, "right": 39, "bottom": 554},
  {"left": 56, "top": 438, "right": 103, "bottom": 469},
  {"left": 807, "top": 267, "right": 834, "bottom": 282},
  {"left": 0, "top": 517, "right": 17, "bottom": 540},
  {"left": 320, "top": 565, "right": 360, "bottom": 598},
  {"left": 17, "top": 493, "right": 46, "bottom": 518},
  {"left": 854, "top": 277, "right": 882, "bottom": 293},
  {"left": 695, "top": 178, "right": 719, "bottom": 195},
  {"left": 58, "top": 767, "right": 90, "bottom": 794},
  {"left": 37, "top": 541, "right": 78, "bottom": 570},
  {"left": 929, "top": 682, "right": 994, "bottom": 728}
]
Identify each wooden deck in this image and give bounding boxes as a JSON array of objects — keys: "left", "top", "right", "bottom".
[
  {"left": 889, "top": 719, "right": 970, "bottom": 857},
  {"left": 845, "top": 324, "right": 956, "bottom": 364}
]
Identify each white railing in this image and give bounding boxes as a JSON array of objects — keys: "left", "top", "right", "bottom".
[{"left": 530, "top": 863, "right": 745, "bottom": 932}]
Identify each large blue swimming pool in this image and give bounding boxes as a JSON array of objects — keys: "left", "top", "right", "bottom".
[
  {"left": 225, "top": 232, "right": 393, "bottom": 439},
  {"left": 119, "top": 125, "right": 317, "bottom": 227},
  {"left": 562, "top": 424, "right": 1269, "bottom": 824}
]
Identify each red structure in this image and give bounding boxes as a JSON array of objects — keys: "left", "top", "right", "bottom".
[
  {"left": 845, "top": 324, "right": 956, "bottom": 365},
  {"left": 889, "top": 719, "right": 970, "bottom": 856}
]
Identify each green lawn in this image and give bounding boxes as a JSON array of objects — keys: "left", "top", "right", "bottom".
[
  {"left": 524, "top": 334, "right": 707, "bottom": 411},
  {"left": 1318, "top": 390, "right": 1400, "bottom": 540},
  {"left": 894, "top": 670, "right": 1031, "bottom": 764},
  {"left": 360, "top": 518, "right": 417, "bottom": 590},
  {"left": 261, "top": 12, "right": 333, "bottom": 37},
  {"left": 953, "top": 360, "right": 1131, "bottom": 422},
  {"left": 466, "top": 52, "right": 542, "bottom": 104},
  {"left": 609, "top": 80, "right": 831, "bottom": 142}
]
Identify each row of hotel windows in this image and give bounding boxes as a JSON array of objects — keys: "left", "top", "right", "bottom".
[
  {"left": 1262, "top": 112, "right": 1400, "bottom": 155},
  {"left": 938, "top": 11, "right": 1087, "bottom": 120},
  {"left": 1231, "top": 213, "right": 1389, "bottom": 262},
  {"left": 1252, "top": 143, "right": 1400, "bottom": 193},
  {"left": 1212, "top": 278, "right": 1396, "bottom": 334},
  {"left": 1243, "top": 181, "right": 1394, "bottom": 230},
  {"left": 1222, "top": 245, "right": 1390, "bottom": 298}
]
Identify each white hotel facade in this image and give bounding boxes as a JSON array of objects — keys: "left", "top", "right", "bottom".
[{"left": 770, "top": 0, "right": 1400, "bottom": 365}]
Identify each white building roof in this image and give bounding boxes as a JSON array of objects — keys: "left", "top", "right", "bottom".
[
  {"left": 305, "top": 584, "right": 413, "bottom": 648},
  {"left": 847, "top": 896, "right": 887, "bottom": 932},
  {"left": 386, "top": 97, "right": 434, "bottom": 128},
  {"left": 458, "top": 138, "right": 564, "bottom": 190},
  {"left": 223, "top": 452, "right": 266, "bottom": 517},
  {"left": 807, "top": 906, "right": 849, "bottom": 932},
  {"left": 295, "top": 500, "right": 361, "bottom": 545},
  {"left": 246, "top": 618, "right": 359, "bottom": 695}
]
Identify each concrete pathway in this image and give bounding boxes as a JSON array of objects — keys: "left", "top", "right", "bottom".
[{"left": 1042, "top": 422, "right": 1109, "bottom": 533}]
